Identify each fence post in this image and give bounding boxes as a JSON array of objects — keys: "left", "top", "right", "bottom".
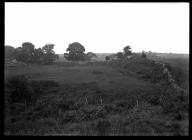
[
  {"left": 85, "top": 97, "right": 88, "bottom": 105},
  {"left": 75, "top": 102, "right": 78, "bottom": 108},
  {"left": 136, "top": 100, "right": 139, "bottom": 108}
]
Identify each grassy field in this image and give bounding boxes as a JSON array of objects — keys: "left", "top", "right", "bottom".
[
  {"left": 56, "top": 53, "right": 113, "bottom": 62},
  {"left": 4, "top": 53, "right": 189, "bottom": 136},
  {"left": 5, "top": 63, "right": 159, "bottom": 103},
  {"left": 147, "top": 52, "right": 189, "bottom": 91}
]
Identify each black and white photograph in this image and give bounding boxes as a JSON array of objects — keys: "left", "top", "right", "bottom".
[{"left": 4, "top": 2, "right": 189, "bottom": 136}]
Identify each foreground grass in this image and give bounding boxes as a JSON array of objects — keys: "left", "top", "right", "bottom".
[{"left": 4, "top": 57, "right": 189, "bottom": 136}]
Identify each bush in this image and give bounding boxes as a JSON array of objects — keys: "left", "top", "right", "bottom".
[
  {"left": 151, "top": 64, "right": 165, "bottom": 82},
  {"left": 5, "top": 76, "right": 60, "bottom": 107},
  {"left": 5, "top": 45, "right": 16, "bottom": 60},
  {"left": 76, "top": 105, "right": 106, "bottom": 121},
  {"left": 105, "top": 56, "right": 110, "bottom": 61},
  {"left": 113, "top": 100, "right": 133, "bottom": 112},
  {"left": 160, "top": 85, "right": 188, "bottom": 114},
  {"left": 148, "top": 95, "right": 161, "bottom": 106},
  {"left": 5, "top": 75, "right": 33, "bottom": 104},
  {"left": 14, "top": 42, "right": 58, "bottom": 64},
  {"left": 55, "top": 99, "right": 76, "bottom": 111},
  {"left": 95, "top": 119, "right": 111, "bottom": 136},
  {"left": 141, "top": 52, "right": 147, "bottom": 58}
]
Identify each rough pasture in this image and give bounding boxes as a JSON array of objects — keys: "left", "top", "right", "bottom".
[
  {"left": 4, "top": 54, "right": 188, "bottom": 136},
  {"left": 5, "top": 63, "right": 159, "bottom": 105}
]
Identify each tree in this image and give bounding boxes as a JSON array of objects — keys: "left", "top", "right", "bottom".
[
  {"left": 116, "top": 52, "right": 124, "bottom": 59},
  {"left": 22, "top": 42, "right": 35, "bottom": 53},
  {"left": 15, "top": 47, "right": 27, "bottom": 62},
  {"left": 33, "top": 48, "right": 44, "bottom": 63},
  {"left": 123, "top": 46, "right": 132, "bottom": 57},
  {"left": 86, "top": 52, "right": 97, "bottom": 61},
  {"left": 86, "top": 52, "right": 97, "bottom": 58},
  {"left": 5, "top": 45, "right": 16, "bottom": 60},
  {"left": 55, "top": 54, "right": 59, "bottom": 60},
  {"left": 105, "top": 56, "right": 110, "bottom": 61},
  {"left": 14, "top": 42, "right": 57, "bottom": 64},
  {"left": 20, "top": 42, "right": 35, "bottom": 63},
  {"left": 65, "top": 42, "right": 86, "bottom": 61},
  {"left": 42, "top": 44, "right": 57, "bottom": 64},
  {"left": 64, "top": 53, "right": 69, "bottom": 60},
  {"left": 141, "top": 51, "right": 147, "bottom": 58},
  {"left": 42, "top": 44, "right": 55, "bottom": 54}
]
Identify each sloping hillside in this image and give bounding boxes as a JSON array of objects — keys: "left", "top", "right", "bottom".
[{"left": 4, "top": 55, "right": 188, "bottom": 136}]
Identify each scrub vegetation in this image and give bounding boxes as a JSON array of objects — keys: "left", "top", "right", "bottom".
[{"left": 4, "top": 43, "right": 189, "bottom": 136}]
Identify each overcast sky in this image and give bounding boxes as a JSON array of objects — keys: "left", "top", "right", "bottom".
[{"left": 5, "top": 2, "right": 189, "bottom": 54}]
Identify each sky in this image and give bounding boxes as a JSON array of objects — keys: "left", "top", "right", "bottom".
[{"left": 5, "top": 2, "right": 189, "bottom": 54}]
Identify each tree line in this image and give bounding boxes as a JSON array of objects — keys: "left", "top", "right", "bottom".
[
  {"left": 105, "top": 46, "right": 146, "bottom": 61},
  {"left": 5, "top": 42, "right": 97, "bottom": 64},
  {"left": 5, "top": 42, "right": 58, "bottom": 64},
  {"left": 5, "top": 41, "right": 146, "bottom": 64}
]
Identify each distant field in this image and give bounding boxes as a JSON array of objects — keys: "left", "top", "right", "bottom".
[
  {"left": 146, "top": 53, "right": 189, "bottom": 65},
  {"left": 56, "top": 53, "right": 113, "bottom": 62}
]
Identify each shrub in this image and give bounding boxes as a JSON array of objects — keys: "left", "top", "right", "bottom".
[
  {"left": 105, "top": 56, "right": 110, "bottom": 61},
  {"left": 160, "top": 85, "right": 188, "bottom": 114},
  {"left": 113, "top": 100, "right": 133, "bottom": 112},
  {"left": 141, "top": 52, "right": 147, "bottom": 58},
  {"left": 5, "top": 45, "right": 16, "bottom": 60},
  {"left": 5, "top": 75, "right": 33, "bottom": 104},
  {"left": 55, "top": 99, "right": 76, "bottom": 111},
  {"left": 77, "top": 105, "right": 106, "bottom": 121},
  {"left": 151, "top": 64, "right": 165, "bottom": 82},
  {"left": 95, "top": 119, "right": 111, "bottom": 136},
  {"left": 148, "top": 95, "right": 161, "bottom": 106},
  {"left": 116, "top": 52, "right": 124, "bottom": 59}
]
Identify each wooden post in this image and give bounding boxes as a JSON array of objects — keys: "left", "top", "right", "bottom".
[
  {"left": 136, "top": 100, "right": 139, "bottom": 108},
  {"left": 85, "top": 97, "right": 88, "bottom": 105},
  {"left": 75, "top": 102, "right": 78, "bottom": 108}
]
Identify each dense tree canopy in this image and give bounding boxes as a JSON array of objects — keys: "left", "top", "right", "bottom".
[
  {"left": 42, "top": 44, "right": 55, "bottom": 54},
  {"left": 22, "top": 42, "right": 35, "bottom": 53},
  {"left": 5, "top": 45, "right": 16, "bottom": 60},
  {"left": 65, "top": 42, "right": 86, "bottom": 61},
  {"left": 67, "top": 42, "right": 85, "bottom": 54},
  {"left": 42, "top": 44, "right": 57, "bottom": 64},
  {"left": 20, "top": 42, "right": 36, "bottom": 63},
  {"left": 6, "top": 42, "right": 58, "bottom": 64},
  {"left": 33, "top": 48, "right": 44, "bottom": 63}
]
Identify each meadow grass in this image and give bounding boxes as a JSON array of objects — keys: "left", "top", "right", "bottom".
[{"left": 4, "top": 53, "right": 189, "bottom": 136}]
